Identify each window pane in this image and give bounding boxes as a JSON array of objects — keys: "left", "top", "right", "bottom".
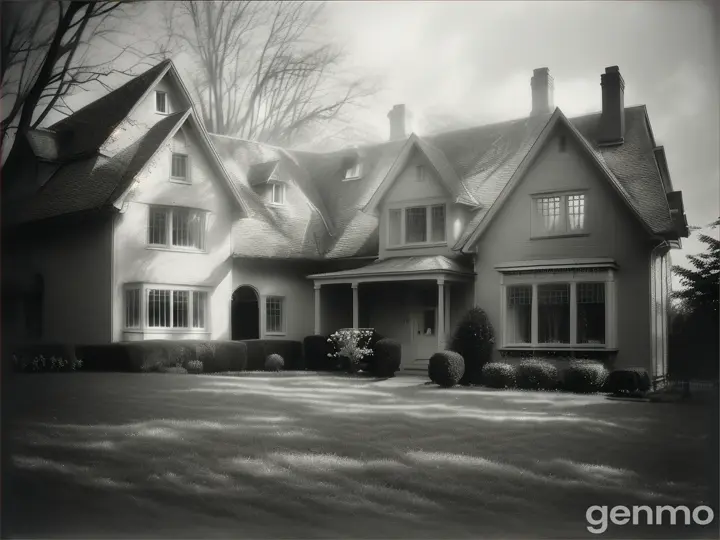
[
  {"left": 507, "top": 286, "right": 532, "bottom": 344},
  {"left": 171, "top": 209, "right": 204, "bottom": 249},
  {"left": 266, "top": 297, "right": 283, "bottom": 333},
  {"left": 148, "top": 289, "right": 170, "bottom": 327},
  {"left": 422, "top": 309, "right": 435, "bottom": 335},
  {"left": 536, "top": 196, "right": 563, "bottom": 234},
  {"left": 568, "top": 194, "right": 585, "bottom": 231},
  {"left": 431, "top": 205, "right": 446, "bottom": 242},
  {"left": 389, "top": 209, "right": 401, "bottom": 245},
  {"left": 148, "top": 208, "right": 167, "bottom": 245},
  {"left": 156, "top": 91, "right": 166, "bottom": 112},
  {"left": 125, "top": 289, "right": 140, "bottom": 328},
  {"left": 173, "top": 290, "right": 189, "bottom": 328},
  {"left": 171, "top": 153, "right": 187, "bottom": 179},
  {"left": 405, "top": 207, "right": 427, "bottom": 243},
  {"left": 577, "top": 283, "right": 605, "bottom": 344},
  {"left": 538, "top": 284, "right": 570, "bottom": 343},
  {"left": 193, "top": 291, "right": 207, "bottom": 329}
]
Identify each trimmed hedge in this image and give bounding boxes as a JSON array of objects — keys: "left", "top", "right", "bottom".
[
  {"left": 481, "top": 362, "right": 517, "bottom": 389},
  {"left": 369, "top": 338, "right": 401, "bottom": 377},
  {"left": 304, "top": 335, "right": 335, "bottom": 371},
  {"left": 265, "top": 353, "right": 284, "bottom": 372},
  {"left": 194, "top": 341, "right": 248, "bottom": 373},
  {"left": 241, "top": 339, "right": 303, "bottom": 371},
  {"left": 563, "top": 361, "right": 609, "bottom": 393},
  {"left": 428, "top": 351, "right": 465, "bottom": 388},
  {"left": 516, "top": 359, "right": 559, "bottom": 390},
  {"left": 606, "top": 368, "right": 652, "bottom": 395}
]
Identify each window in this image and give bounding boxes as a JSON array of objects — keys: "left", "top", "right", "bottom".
[
  {"left": 345, "top": 161, "right": 362, "bottom": 180},
  {"left": 148, "top": 207, "right": 206, "bottom": 251},
  {"left": 266, "top": 296, "right": 285, "bottom": 334},
  {"left": 422, "top": 309, "right": 436, "bottom": 336},
  {"left": 388, "top": 204, "right": 447, "bottom": 247},
  {"left": 532, "top": 192, "right": 586, "bottom": 237},
  {"left": 155, "top": 91, "right": 167, "bottom": 113},
  {"left": 171, "top": 153, "right": 188, "bottom": 181},
  {"left": 502, "top": 276, "right": 612, "bottom": 348},
  {"left": 126, "top": 285, "right": 208, "bottom": 330},
  {"left": 270, "top": 183, "right": 285, "bottom": 205}
]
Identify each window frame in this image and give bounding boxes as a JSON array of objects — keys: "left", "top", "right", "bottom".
[
  {"left": 499, "top": 268, "right": 616, "bottom": 350},
  {"left": 123, "top": 283, "right": 211, "bottom": 333},
  {"left": 170, "top": 152, "right": 190, "bottom": 183},
  {"left": 155, "top": 91, "right": 168, "bottom": 114},
  {"left": 147, "top": 206, "right": 207, "bottom": 253},
  {"left": 270, "top": 182, "right": 286, "bottom": 205},
  {"left": 530, "top": 190, "right": 588, "bottom": 239},
  {"left": 386, "top": 201, "right": 448, "bottom": 248},
  {"left": 344, "top": 161, "right": 362, "bottom": 181},
  {"left": 265, "top": 295, "right": 286, "bottom": 335}
]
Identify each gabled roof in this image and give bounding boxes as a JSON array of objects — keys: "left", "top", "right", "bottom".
[
  {"left": 44, "top": 60, "right": 172, "bottom": 159},
  {"left": 247, "top": 160, "right": 280, "bottom": 186}
]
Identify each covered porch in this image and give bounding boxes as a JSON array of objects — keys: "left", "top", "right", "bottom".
[{"left": 308, "top": 256, "right": 475, "bottom": 370}]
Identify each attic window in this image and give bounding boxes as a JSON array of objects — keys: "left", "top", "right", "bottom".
[
  {"left": 271, "top": 183, "right": 285, "bottom": 205},
  {"left": 344, "top": 161, "right": 362, "bottom": 180},
  {"left": 155, "top": 91, "right": 167, "bottom": 114}
]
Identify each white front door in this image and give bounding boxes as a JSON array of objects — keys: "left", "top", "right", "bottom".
[{"left": 407, "top": 308, "right": 437, "bottom": 369}]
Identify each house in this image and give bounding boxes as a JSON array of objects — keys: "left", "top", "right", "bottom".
[{"left": 1, "top": 61, "right": 689, "bottom": 382}]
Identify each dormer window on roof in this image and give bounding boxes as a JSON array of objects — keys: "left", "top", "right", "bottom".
[
  {"left": 155, "top": 91, "right": 167, "bottom": 114},
  {"left": 344, "top": 160, "right": 362, "bottom": 181},
  {"left": 270, "top": 183, "right": 285, "bottom": 205}
]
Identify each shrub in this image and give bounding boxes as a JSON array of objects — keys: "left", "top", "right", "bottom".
[
  {"left": 563, "top": 361, "right": 609, "bottom": 393},
  {"left": 241, "top": 339, "right": 303, "bottom": 371},
  {"left": 160, "top": 365, "right": 188, "bottom": 374},
  {"left": 481, "top": 362, "right": 516, "bottom": 389},
  {"left": 195, "top": 341, "right": 247, "bottom": 373},
  {"left": 449, "top": 307, "right": 495, "bottom": 385},
  {"left": 304, "top": 335, "right": 336, "bottom": 371},
  {"left": 12, "top": 353, "right": 83, "bottom": 373},
  {"left": 606, "top": 368, "right": 652, "bottom": 395},
  {"left": 327, "top": 329, "right": 375, "bottom": 373},
  {"left": 186, "top": 360, "right": 203, "bottom": 374},
  {"left": 515, "top": 359, "right": 559, "bottom": 390},
  {"left": 428, "top": 351, "right": 465, "bottom": 388},
  {"left": 265, "top": 353, "right": 284, "bottom": 372},
  {"left": 369, "top": 338, "right": 401, "bottom": 377}
]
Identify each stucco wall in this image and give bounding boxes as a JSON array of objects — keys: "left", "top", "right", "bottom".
[
  {"left": 472, "top": 125, "right": 654, "bottom": 370},
  {"left": 5, "top": 215, "right": 113, "bottom": 345},
  {"left": 112, "top": 120, "right": 236, "bottom": 341}
]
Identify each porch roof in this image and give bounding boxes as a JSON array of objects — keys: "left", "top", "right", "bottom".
[{"left": 308, "top": 255, "right": 475, "bottom": 284}]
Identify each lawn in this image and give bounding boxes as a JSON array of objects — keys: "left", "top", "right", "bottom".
[{"left": 2, "top": 373, "right": 718, "bottom": 539}]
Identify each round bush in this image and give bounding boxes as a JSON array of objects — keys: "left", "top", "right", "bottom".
[
  {"left": 428, "top": 351, "right": 465, "bottom": 388},
  {"left": 186, "top": 360, "right": 203, "bottom": 374},
  {"left": 515, "top": 359, "right": 559, "bottom": 390},
  {"left": 563, "top": 361, "right": 609, "bottom": 393},
  {"left": 481, "top": 362, "right": 517, "bottom": 388},
  {"left": 265, "top": 353, "right": 284, "bottom": 372},
  {"left": 371, "top": 338, "right": 401, "bottom": 377},
  {"left": 449, "top": 307, "right": 495, "bottom": 385},
  {"left": 606, "top": 368, "right": 651, "bottom": 395}
]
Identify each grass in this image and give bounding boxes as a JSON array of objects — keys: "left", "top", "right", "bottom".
[{"left": 2, "top": 373, "right": 718, "bottom": 539}]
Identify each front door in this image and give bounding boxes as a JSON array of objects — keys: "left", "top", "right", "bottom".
[{"left": 407, "top": 308, "right": 437, "bottom": 369}]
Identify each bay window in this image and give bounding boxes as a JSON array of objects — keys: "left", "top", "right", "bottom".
[
  {"left": 501, "top": 268, "right": 614, "bottom": 349},
  {"left": 124, "top": 284, "right": 209, "bottom": 332},
  {"left": 388, "top": 203, "right": 447, "bottom": 247},
  {"left": 148, "top": 206, "right": 206, "bottom": 251}
]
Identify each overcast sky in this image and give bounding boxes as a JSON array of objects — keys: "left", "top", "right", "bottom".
[{"left": 57, "top": 1, "right": 720, "bottom": 280}]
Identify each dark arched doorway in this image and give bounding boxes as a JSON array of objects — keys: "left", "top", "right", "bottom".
[{"left": 231, "top": 285, "right": 259, "bottom": 340}]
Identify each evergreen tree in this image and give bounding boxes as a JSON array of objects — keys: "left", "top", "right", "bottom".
[{"left": 673, "top": 218, "right": 720, "bottom": 315}]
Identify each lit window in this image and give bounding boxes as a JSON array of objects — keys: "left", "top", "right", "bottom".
[
  {"left": 532, "top": 193, "right": 586, "bottom": 237},
  {"left": 345, "top": 162, "right": 362, "bottom": 180},
  {"left": 171, "top": 153, "right": 188, "bottom": 180},
  {"left": 155, "top": 91, "right": 167, "bottom": 113},
  {"left": 266, "top": 296, "right": 285, "bottom": 333},
  {"left": 271, "top": 183, "right": 285, "bottom": 205},
  {"left": 148, "top": 207, "right": 206, "bottom": 251}
]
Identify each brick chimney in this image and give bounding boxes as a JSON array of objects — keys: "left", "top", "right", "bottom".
[
  {"left": 531, "top": 68, "right": 554, "bottom": 116},
  {"left": 598, "top": 66, "right": 625, "bottom": 145},
  {"left": 388, "top": 104, "right": 411, "bottom": 140}
]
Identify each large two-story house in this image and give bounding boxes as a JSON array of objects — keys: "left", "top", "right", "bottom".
[{"left": 2, "top": 61, "right": 689, "bottom": 381}]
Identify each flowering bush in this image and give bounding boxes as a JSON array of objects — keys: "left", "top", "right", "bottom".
[
  {"left": 327, "top": 328, "right": 374, "bottom": 372},
  {"left": 186, "top": 359, "right": 203, "bottom": 374},
  {"left": 13, "top": 354, "right": 83, "bottom": 373}
]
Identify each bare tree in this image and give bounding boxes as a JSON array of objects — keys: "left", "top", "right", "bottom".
[
  {"left": 164, "top": 1, "right": 377, "bottom": 146},
  {"left": 1, "top": 0, "right": 168, "bottom": 164}
]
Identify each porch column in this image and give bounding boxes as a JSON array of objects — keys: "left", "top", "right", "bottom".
[
  {"left": 437, "top": 278, "right": 445, "bottom": 350},
  {"left": 314, "top": 283, "right": 321, "bottom": 335},
  {"left": 351, "top": 282, "right": 359, "bottom": 329}
]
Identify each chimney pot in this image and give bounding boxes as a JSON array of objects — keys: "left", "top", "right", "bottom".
[
  {"left": 530, "top": 67, "right": 554, "bottom": 116},
  {"left": 387, "top": 104, "right": 411, "bottom": 140},
  {"left": 599, "top": 65, "right": 625, "bottom": 144}
]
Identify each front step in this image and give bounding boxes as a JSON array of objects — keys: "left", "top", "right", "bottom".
[{"left": 402, "top": 359, "right": 429, "bottom": 373}]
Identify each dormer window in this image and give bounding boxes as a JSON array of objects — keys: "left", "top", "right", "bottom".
[
  {"left": 270, "top": 183, "right": 285, "bottom": 205},
  {"left": 344, "top": 161, "right": 362, "bottom": 180},
  {"left": 155, "top": 91, "right": 167, "bottom": 114}
]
